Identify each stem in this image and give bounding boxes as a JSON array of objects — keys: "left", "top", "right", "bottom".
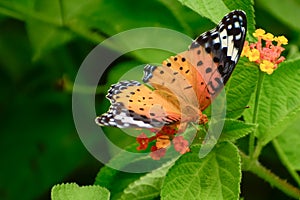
[
  {"left": 240, "top": 151, "right": 300, "bottom": 199},
  {"left": 252, "top": 140, "right": 263, "bottom": 159},
  {"left": 249, "top": 71, "right": 265, "bottom": 157},
  {"left": 273, "top": 139, "right": 300, "bottom": 187}
]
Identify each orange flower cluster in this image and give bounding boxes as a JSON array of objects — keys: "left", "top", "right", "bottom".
[
  {"left": 136, "top": 125, "right": 190, "bottom": 160},
  {"left": 242, "top": 29, "right": 288, "bottom": 74}
]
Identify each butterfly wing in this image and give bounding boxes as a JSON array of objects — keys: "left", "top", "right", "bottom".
[
  {"left": 144, "top": 10, "right": 247, "bottom": 111},
  {"left": 96, "top": 10, "right": 247, "bottom": 128},
  {"left": 96, "top": 80, "right": 182, "bottom": 128},
  {"left": 184, "top": 10, "right": 247, "bottom": 109}
]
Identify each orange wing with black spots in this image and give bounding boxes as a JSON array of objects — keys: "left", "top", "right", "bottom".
[{"left": 96, "top": 10, "right": 247, "bottom": 128}]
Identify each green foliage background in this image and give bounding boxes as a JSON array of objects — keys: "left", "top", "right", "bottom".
[{"left": 1, "top": 0, "right": 300, "bottom": 199}]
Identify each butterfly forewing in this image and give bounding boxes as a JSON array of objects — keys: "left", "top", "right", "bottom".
[{"left": 186, "top": 10, "right": 247, "bottom": 107}]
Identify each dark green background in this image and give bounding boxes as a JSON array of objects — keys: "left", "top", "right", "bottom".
[{"left": 1, "top": 0, "right": 299, "bottom": 199}]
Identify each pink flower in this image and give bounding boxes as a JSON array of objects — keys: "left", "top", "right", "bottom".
[
  {"left": 150, "top": 146, "right": 166, "bottom": 160},
  {"left": 173, "top": 136, "right": 190, "bottom": 154}
]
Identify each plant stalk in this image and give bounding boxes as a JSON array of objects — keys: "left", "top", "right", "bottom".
[
  {"left": 249, "top": 70, "right": 264, "bottom": 158},
  {"left": 240, "top": 151, "right": 300, "bottom": 199}
]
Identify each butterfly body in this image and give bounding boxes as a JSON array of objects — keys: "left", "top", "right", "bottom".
[{"left": 96, "top": 10, "right": 247, "bottom": 129}]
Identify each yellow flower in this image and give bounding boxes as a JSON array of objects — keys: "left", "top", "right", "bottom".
[
  {"left": 253, "top": 28, "right": 265, "bottom": 38},
  {"left": 274, "top": 36, "right": 288, "bottom": 45},
  {"left": 260, "top": 60, "right": 275, "bottom": 75},
  {"left": 241, "top": 41, "right": 250, "bottom": 57},
  {"left": 243, "top": 28, "right": 287, "bottom": 75},
  {"left": 262, "top": 33, "right": 274, "bottom": 41},
  {"left": 156, "top": 135, "right": 171, "bottom": 149},
  {"left": 249, "top": 49, "right": 260, "bottom": 62}
]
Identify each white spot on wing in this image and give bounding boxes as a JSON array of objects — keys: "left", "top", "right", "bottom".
[
  {"left": 115, "top": 111, "right": 153, "bottom": 128},
  {"left": 234, "top": 21, "right": 240, "bottom": 28},
  {"left": 235, "top": 33, "right": 241, "bottom": 40},
  {"left": 227, "top": 35, "right": 234, "bottom": 57},
  {"left": 231, "top": 48, "right": 239, "bottom": 63},
  {"left": 220, "top": 29, "right": 227, "bottom": 48}
]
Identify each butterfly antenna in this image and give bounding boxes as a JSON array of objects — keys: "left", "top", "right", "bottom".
[{"left": 205, "top": 105, "right": 250, "bottom": 118}]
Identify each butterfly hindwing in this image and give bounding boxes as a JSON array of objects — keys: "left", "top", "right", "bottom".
[{"left": 96, "top": 80, "right": 182, "bottom": 128}]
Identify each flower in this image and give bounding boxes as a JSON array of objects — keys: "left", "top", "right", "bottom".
[
  {"left": 262, "top": 33, "right": 274, "bottom": 41},
  {"left": 241, "top": 41, "right": 250, "bottom": 57},
  {"left": 248, "top": 49, "right": 260, "bottom": 62},
  {"left": 252, "top": 28, "right": 265, "bottom": 38},
  {"left": 156, "top": 135, "right": 171, "bottom": 149},
  {"left": 136, "top": 133, "right": 149, "bottom": 150},
  {"left": 260, "top": 60, "right": 275, "bottom": 75},
  {"left": 173, "top": 136, "right": 190, "bottom": 154},
  {"left": 242, "top": 28, "right": 288, "bottom": 74},
  {"left": 136, "top": 124, "right": 191, "bottom": 160},
  {"left": 150, "top": 146, "right": 166, "bottom": 160},
  {"left": 275, "top": 36, "right": 288, "bottom": 45}
]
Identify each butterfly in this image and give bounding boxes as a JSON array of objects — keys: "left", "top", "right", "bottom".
[{"left": 96, "top": 10, "right": 247, "bottom": 130}]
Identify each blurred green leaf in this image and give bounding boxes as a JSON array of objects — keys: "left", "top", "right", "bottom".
[
  {"left": 51, "top": 183, "right": 110, "bottom": 200},
  {"left": 161, "top": 142, "right": 241, "bottom": 200},
  {"left": 26, "top": 19, "right": 74, "bottom": 61},
  {"left": 0, "top": 15, "right": 94, "bottom": 200},
  {"left": 1, "top": 0, "right": 300, "bottom": 199},
  {"left": 256, "top": 0, "right": 300, "bottom": 32}
]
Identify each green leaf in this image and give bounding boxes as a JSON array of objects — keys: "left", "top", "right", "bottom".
[
  {"left": 177, "top": 0, "right": 256, "bottom": 41},
  {"left": 245, "top": 59, "right": 300, "bottom": 146},
  {"left": 276, "top": 113, "right": 300, "bottom": 170},
  {"left": 177, "top": 0, "right": 230, "bottom": 24},
  {"left": 120, "top": 159, "right": 176, "bottom": 200},
  {"left": 51, "top": 183, "right": 110, "bottom": 200},
  {"left": 94, "top": 144, "right": 147, "bottom": 200},
  {"left": 161, "top": 142, "right": 241, "bottom": 200},
  {"left": 94, "top": 127, "right": 198, "bottom": 199},
  {"left": 157, "top": 0, "right": 213, "bottom": 36},
  {"left": 95, "top": 166, "right": 143, "bottom": 200},
  {"left": 218, "top": 119, "right": 257, "bottom": 142},
  {"left": 94, "top": 143, "right": 173, "bottom": 199},
  {"left": 225, "top": 58, "right": 258, "bottom": 119}
]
